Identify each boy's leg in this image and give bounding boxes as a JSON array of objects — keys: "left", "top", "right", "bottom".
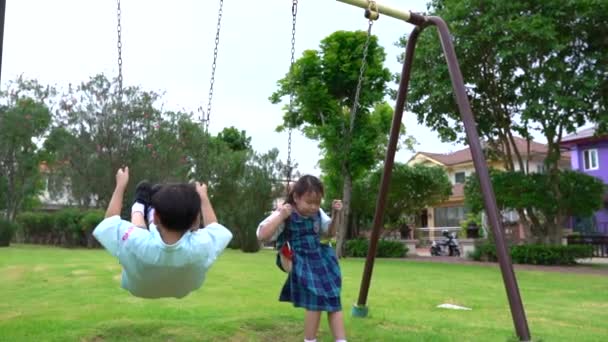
[
  {"left": 304, "top": 310, "right": 322, "bottom": 341},
  {"left": 328, "top": 310, "right": 346, "bottom": 341}
]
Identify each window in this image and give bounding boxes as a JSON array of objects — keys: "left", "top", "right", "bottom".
[
  {"left": 434, "top": 206, "right": 468, "bottom": 227},
  {"left": 536, "top": 164, "right": 545, "bottom": 174},
  {"left": 583, "top": 149, "right": 599, "bottom": 170},
  {"left": 502, "top": 210, "right": 520, "bottom": 223},
  {"left": 454, "top": 171, "right": 466, "bottom": 184}
]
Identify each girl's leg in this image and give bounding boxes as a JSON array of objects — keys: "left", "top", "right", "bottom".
[
  {"left": 304, "top": 310, "right": 322, "bottom": 341},
  {"left": 328, "top": 310, "right": 346, "bottom": 341},
  {"left": 131, "top": 180, "right": 152, "bottom": 229}
]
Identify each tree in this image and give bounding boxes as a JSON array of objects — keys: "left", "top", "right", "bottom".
[
  {"left": 217, "top": 126, "right": 252, "bottom": 151},
  {"left": 396, "top": 0, "right": 608, "bottom": 239},
  {"left": 45, "top": 74, "right": 192, "bottom": 208},
  {"left": 270, "top": 30, "right": 400, "bottom": 257},
  {"left": 464, "top": 169, "right": 605, "bottom": 243},
  {"left": 352, "top": 164, "right": 452, "bottom": 234},
  {"left": 191, "top": 133, "right": 284, "bottom": 252},
  {"left": 0, "top": 78, "right": 53, "bottom": 221}
]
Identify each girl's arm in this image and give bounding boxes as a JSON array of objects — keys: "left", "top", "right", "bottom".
[
  {"left": 325, "top": 199, "right": 343, "bottom": 237},
  {"left": 257, "top": 204, "right": 292, "bottom": 241}
]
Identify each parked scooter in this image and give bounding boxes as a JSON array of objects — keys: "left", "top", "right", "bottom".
[{"left": 430, "top": 230, "right": 461, "bottom": 257}]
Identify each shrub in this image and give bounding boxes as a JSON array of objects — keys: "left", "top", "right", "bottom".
[
  {"left": 377, "top": 240, "right": 407, "bottom": 258},
  {"left": 53, "top": 209, "right": 85, "bottom": 247},
  {"left": 346, "top": 238, "right": 369, "bottom": 257},
  {"left": 469, "top": 242, "right": 498, "bottom": 262},
  {"left": 80, "top": 210, "right": 105, "bottom": 248},
  {"left": 16, "top": 209, "right": 106, "bottom": 247},
  {"left": 470, "top": 243, "right": 593, "bottom": 265},
  {"left": 345, "top": 238, "right": 408, "bottom": 258},
  {"left": 16, "top": 212, "right": 54, "bottom": 244},
  {"left": 0, "top": 219, "right": 18, "bottom": 247}
]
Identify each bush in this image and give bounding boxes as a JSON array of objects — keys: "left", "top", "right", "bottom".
[
  {"left": 470, "top": 243, "right": 593, "bottom": 265},
  {"left": 0, "top": 219, "right": 18, "bottom": 247},
  {"left": 53, "top": 209, "right": 86, "bottom": 247},
  {"left": 345, "top": 238, "right": 408, "bottom": 258},
  {"left": 346, "top": 238, "right": 369, "bottom": 257},
  {"left": 16, "top": 209, "right": 105, "bottom": 247},
  {"left": 469, "top": 242, "right": 498, "bottom": 262},
  {"left": 80, "top": 210, "right": 105, "bottom": 248},
  {"left": 377, "top": 240, "right": 407, "bottom": 258},
  {"left": 16, "top": 212, "right": 54, "bottom": 244}
]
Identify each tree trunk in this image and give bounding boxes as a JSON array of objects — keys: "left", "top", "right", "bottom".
[{"left": 336, "top": 170, "right": 352, "bottom": 258}]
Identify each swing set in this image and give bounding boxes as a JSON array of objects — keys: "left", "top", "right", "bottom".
[{"left": 0, "top": 0, "right": 531, "bottom": 340}]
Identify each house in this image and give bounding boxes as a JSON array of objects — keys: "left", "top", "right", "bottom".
[
  {"left": 407, "top": 136, "right": 570, "bottom": 242},
  {"left": 560, "top": 127, "right": 608, "bottom": 235},
  {"left": 38, "top": 161, "right": 97, "bottom": 211}
]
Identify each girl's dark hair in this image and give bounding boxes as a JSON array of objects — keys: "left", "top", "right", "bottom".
[
  {"left": 285, "top": 175, "right": 324, "bottom": 205},
  {"left": 151, "top": 183, "right": 201, "bottom": 232}
]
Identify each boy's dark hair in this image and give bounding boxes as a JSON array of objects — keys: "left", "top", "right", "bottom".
[
  {"left": 285, "top": 175, "right": 324, "bottom": 205},
  {"left": 151, "top": 183, "right": 201, "bottom": 232}
]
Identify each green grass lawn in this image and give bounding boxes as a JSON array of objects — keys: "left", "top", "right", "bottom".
[{"left": 1, "top": 245, "right": 607, "bottom": 342}]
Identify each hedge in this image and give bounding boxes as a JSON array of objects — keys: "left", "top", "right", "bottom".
[
  {"left": 0, "top": 219, "right": 18, "bottom": 247},
  {"left": 15, "top": 209, "right": 105, "bottom": 248},
  {"left": 469, "top": 243, "right": 593, "bottom": 265},
  {"left": 345, "top": 238, "right": 408, "bottom": 258}
]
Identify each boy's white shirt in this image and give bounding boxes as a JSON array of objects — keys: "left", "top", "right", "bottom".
[
  {"left": 93, "top": 215, "right": 233, "bottom": 299},
  {"left": 256, "top": 208, "right": 331, "bottom": 241}
]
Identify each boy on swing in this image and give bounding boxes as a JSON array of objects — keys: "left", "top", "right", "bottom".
[{"left": 93, "top": 166, "right": 233, "bottom": 298}]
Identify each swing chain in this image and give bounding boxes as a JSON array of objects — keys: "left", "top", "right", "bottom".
[
  {"left": 202, "top": 0, "right": 224, "bottom": 133},
  {"left": 116, "top": 0, "right": 123, "bottom": 98},
  {"left": 286, "top": 0, "right": 298, "bottom": 190},
  {"left": 350, "top": 2, "right": 376, "bottom": 127}
]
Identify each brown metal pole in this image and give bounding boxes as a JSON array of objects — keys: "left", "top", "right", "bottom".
[
  {"left": 355, "top": 26, "right": 424, "bottom": 311},
  {"left": 428, "top": 16, "right": 531, "bottom": 342},
  {"left": 0, "top": 0, "right": 5, "bottom": 87}
]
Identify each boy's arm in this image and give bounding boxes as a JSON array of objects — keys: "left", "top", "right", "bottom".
[
  {"left": 105, "top": 167, "right": 129, "bottom": 218},
  {"left": 196, "top": 182, "right": 217, "bottom": 226}
]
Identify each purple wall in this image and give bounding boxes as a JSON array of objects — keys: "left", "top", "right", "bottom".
[
  {"left": 575, "top": 142, "right": 608, "bottom": 184},
  {"left": 573, "top": 141, "right": 608, "bottom": 234}
]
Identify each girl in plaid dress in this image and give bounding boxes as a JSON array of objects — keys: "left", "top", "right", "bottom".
[{"left": 257, "top": 175, "right": 346, "bottom": 342}]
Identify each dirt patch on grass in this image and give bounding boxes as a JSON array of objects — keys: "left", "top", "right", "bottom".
[
  {"left": 404, "top": 256, "right": 608, "bottom": 276},
  {"left": 33, "top": 265, "right": 48, "bottom": 272},
  {"left": 72, "top": 269, "right": 90, "bottom": 276},
  {"left": 80, "top": 335, "right": 105, "bottom": 342},
  {"left": 230, "top": 319, "right": 303, "bottom": 342},
  {"left": 581, "top": 302, "right": 608, "bottom": 309},
  {"left": 87, "top": 321, "right": 203, "bottom": 342},
  {"left": 0, "top": 311, "right": 22, "bottom": 320},
  {"left": 3, "top": 265, "right": 25, "bottom": 281}
]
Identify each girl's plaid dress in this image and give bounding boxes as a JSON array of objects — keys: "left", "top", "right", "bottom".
[{"left": 277, "top": 211, "right": 342, "bottom": 312}]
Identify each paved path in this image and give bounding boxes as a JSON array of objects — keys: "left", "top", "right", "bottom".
[{"left": 401, "top": 254, "right": 608, "bottom": 276}]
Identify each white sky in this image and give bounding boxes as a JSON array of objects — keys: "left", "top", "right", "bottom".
[{"left": 3, "top": 0, "right": 480, "bottom": 176}]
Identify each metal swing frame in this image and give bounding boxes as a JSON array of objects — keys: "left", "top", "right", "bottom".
[{"left": 337, "top": 0, "right": 531, "bottom": 341}]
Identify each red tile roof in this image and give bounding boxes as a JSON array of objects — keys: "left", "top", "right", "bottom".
[
  {"left": 561, "top": 126, "right": 607, "bottom": 145},
  {"left": 417, "top": 136, "right": 568, "bottom": 166}
]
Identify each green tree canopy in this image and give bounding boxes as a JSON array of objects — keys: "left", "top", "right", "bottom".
[
  {"left": 352, "top": 163, "right": 452, "bottom": 231},
  {"left": 0, "top": 78, "right": 53, "bottom": 221},
  {"left": 464, "top": 169, "right": 605, "bottom": 243},
  {"left": 396, "top": 0, "right": 608, "bottom": 239},
  {"left": 271, "top": 30, "right": 407, "bottom": 256}
]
